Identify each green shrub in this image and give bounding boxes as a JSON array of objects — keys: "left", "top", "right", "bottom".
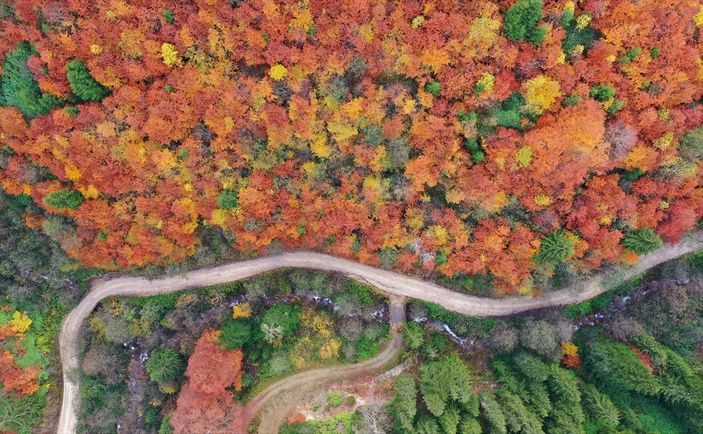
[
  {"left": 1, "top": 42, "right": 60, "bottom": 118},
  {"left": 217, "top": 189, "right": 239, "bottom": 209},
  {"left": 327, "top": 392, "right": 343, "bottom": 407},
  {"left": 622, "top": 228, "right": 663, "bottom": 255},
  {"left": 43, "top": 190, "right": 84, "bottom": 210},
  {"left": 346, "top": 281, "right": 373, "bottom": 306},
  {"left": 355, "top": 336, "right": 380, "bottom": 361},
  {"left": 66, "top": 60, "right": 110, "bottom": 102},
  {"left": 146, "top": 349, "right": 183, "bottom": 385},
  {"left": 563, "top": 301, "right": 593, "bottom": 319}
]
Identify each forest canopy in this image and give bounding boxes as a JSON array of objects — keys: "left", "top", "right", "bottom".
[{"left": 0, "top": 0, "right": 702, "bottom": 294}]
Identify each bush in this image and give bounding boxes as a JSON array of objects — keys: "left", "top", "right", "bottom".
[
  {"left": 622, "top": 228, "right": 663, "bottom": 255},
  {"left": 2, "top": 42, "right": 60, "bottom": 118},
  {"left": 563, "top": 301, "right": 593, "bottom": 319},
  {"left": 346, "top": 281, "right": 374, "bottom": 306},
  {"left": 266, "top": 353, "right": 293, "bottom": 377},
  {"left": 146, "top": 349, "right": 183, "bottom": 385},
  {"left": 219, "top": 319, "right": 252, "bottom": 349},
  {"left": 43, "top": 190, "right": 84, "bottom": 210},
  {"left": 66, "top": 60, "right": 110, "bottom": 102},
  {"left": 355, "top": 336, "right": 380, "bottom": 361},
  {"left": 327, "top": 392, "right": 343, "bottom": 407}
]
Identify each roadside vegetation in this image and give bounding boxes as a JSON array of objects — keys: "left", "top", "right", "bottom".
[
  {"left": 325, "top": 254, "right": 702, "bottom": 434},
  {"left": 77, "top": 271, "right": 390, "bottom": 433}
]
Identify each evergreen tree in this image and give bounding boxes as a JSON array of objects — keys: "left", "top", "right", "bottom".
[
  {"left": 404, "top": 321, "right": 425, "bottom": 350},
  {"left": 438, "top": 405, "right": 461, "bottom": 434},
  {"left": 622, "top": 228, "right": 663, "bottom": 255},
  {"left": 503, "top": 0, "right": 544, "bottom": 45},
  {"left": 535, "top": 231, "right": 574, "bottom": 264},
  {"left": 582, "top": 384, "right": 620, "bottom": 429},
  {"left": 420, "top": 355, "right": 472, "bottom": 417},
  {"left": 513, "top": 351, "right": 550, "bottom": 383},
  {"left": 391, "top": 374, "right": 417, "bottom": 433},
  {"left": 414, "top": 416, "right": 441, "bottom": 434},
  {"left": 480, "top": 392, "right": 507, "bottom": 434},
  {"left": 585, "top": 338, "right": 661, "bottom": 396},
  {"left": 546, "top": 365, "right": 585, "bottom": 434},
  {"left": 2, "top": 42, "right": 60, "bottom": 118},
  {"left": 496, "top": 388, "right": 545, "bottom": 434},
  {"left": 43, "top": 190, "right": 84, "bottom": 210},
  {"left": 146, "top": 349, "right": 183, "bottom": 385},
  {"left": 66, "top": 60, "right": 110, "bottom": 102},
  {"left": 459, "top": 418, "right": 482, "bottom": 434}
]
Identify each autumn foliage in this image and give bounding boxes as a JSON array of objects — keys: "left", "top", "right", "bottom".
[
  {"left": 171, "top": 329, "right": 245, "bottom": 434},
  {"left": 0, "top": 0, "right": 702, "bottom": 293},
  {"left": 0, "top": 310, "right": 41, "bottom": 397}
]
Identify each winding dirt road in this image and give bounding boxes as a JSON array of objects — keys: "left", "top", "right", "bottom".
[{"left": 58, "top": 231, "right": 703, "bottom": 433}]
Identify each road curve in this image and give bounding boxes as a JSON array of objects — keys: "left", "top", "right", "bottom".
[
  {"left": 243, "top": 297, "right": 406, "bottom": 434},
  {"left": 58, "top": 230, "right": 703, "bottom": 433}
]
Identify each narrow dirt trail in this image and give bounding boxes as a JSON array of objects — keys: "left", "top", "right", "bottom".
[{"left": 57, "top": 231, "right": 703, "bottom": 434}]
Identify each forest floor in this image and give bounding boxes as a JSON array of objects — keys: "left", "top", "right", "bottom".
[{"left": 57, "top": 230, "right": 703, "bottom": 433}]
